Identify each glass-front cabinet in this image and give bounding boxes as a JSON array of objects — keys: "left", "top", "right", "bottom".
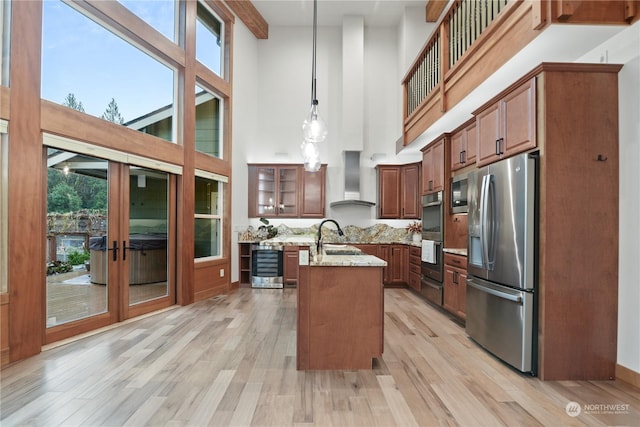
[
  {"left": 248, "top": 164, "right": 326, "bottom": 218},
  {"left": 250, "top": 165, "right": 299, "bottom": 217}
]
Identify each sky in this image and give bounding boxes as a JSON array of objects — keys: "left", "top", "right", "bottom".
[{"left": 41, "top": 0, "right": 221, "bottom": 124}]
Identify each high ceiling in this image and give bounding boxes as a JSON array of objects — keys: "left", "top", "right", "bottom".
[{"left": 250, "top": 0, "right": 428, "bottom": 27}]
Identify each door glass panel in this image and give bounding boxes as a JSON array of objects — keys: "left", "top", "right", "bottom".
[
  {"left": 257, "top": 167, "right": 276, "bottom": 216},
  {"left": 128, "top": 168, "right": 169, "bottom": 305},
  {"left": 46, "top": 149, "right": 108, "bottom": 327}
]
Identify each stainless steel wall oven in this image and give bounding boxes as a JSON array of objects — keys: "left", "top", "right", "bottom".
[{"left": 421, "top": 192, "right": 444, "bottom": 305}]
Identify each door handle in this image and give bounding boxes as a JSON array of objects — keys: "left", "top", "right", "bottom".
[
  {"left": 108, "top": 240, "right": 118, "bottom": 261},
  {"left": 123, "top": 240, "right": 129, "bottom": 261}
]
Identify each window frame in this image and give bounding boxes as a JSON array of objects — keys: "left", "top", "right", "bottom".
[{"left": 194, "top": 169, "right": 227, "bottom": 261}]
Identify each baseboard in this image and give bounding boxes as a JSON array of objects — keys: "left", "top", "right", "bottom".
[
  {"left": 230, "top": 280, "right": 239, "bottom": 289},
  {"left": 616, "top": 363, "right": 640, "bottom": 389}
]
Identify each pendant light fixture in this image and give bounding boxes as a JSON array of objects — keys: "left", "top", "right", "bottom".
[{"left": 301, "top": 0, "right": 326, "bottom": 172}]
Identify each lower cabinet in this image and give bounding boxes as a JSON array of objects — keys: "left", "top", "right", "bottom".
[
  {"left": 353, "top": 244, "right": 408, "bottom": 286},
  {"left": 283, "top": 246, "right": 299, "bottom": 287},
  {"left": 238, "top": 242, "right": 253, "bottom": 287},
  {"left": 443, "top": 253, "right": 467, "bottom": 319},
  {"left": 408, "top": 246, "right": 421, "bottom": 292}
]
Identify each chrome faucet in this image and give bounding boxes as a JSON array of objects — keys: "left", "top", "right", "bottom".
[{"left": 317, "top": 219, "right": 344, "bottom": 253}]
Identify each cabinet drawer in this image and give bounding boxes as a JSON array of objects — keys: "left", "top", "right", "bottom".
[
  {"left": 409, "top": 263, "right": 421, "bottom": 275},
  {"left": 409, "top": 253, "right": 421, "bottom": 266},
  {"left": 444, "top": 253, "right": 467, "bottom": 269},
  {"left": 408, "top": 273, "right": 421, "bottom": 292},
  {"left": 410, "top": 246, "right": 421, "bottom": 257}
]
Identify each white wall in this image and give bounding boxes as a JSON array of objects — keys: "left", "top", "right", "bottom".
[
  {"left": 230, "top": 21, "right": 258, "bottom": 282},
  {"left": 231, "top": 13, "right": 640, "bottom": 375}
]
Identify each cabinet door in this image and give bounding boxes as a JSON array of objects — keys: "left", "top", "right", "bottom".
[
  {"left": 377, "top": 166, "right": 401, "bottom": 218},
  {"left": 443, "top": 267, "right": 458, "bottom": 314},
  {"left": 450, "top": 130, "right": 465, "bottom": 171},
  {"left": 476, "top": 103, "right": 501, "bottom": 167},
  {"left": 422, "top": 147, "right": 431, "bottom": 194},
  {"left": 432, "top": 140, "right": 445, "bottom": 192},
  {"left": 283, "top": 246, "right": 299, "bottom": 287},
  {"left": 277, "top": 167, "right": 299, "bottom": 217},
  {"left": 388, "top": 245, "right": 404, "bottom": 283},
  {"left": 379, "top": 245, "right": 391, "bottom": 283},
  {"left": 422, "top": 140, "right": 445, "bottom": 194},
  {"left": 456, "top": 270, "right": 467, "bottom": 319},
  {"left": 249, "top": 166, "right": 277, "bottom": 217},
  {"left": 401, "top": 163, "right": 421, "bottom": 218},
  {"left": 502, "top": 78, "right": 536, "bottom": 157},
  {"left": 465, "top": 121, "right": 477, "bottom": 166},
  {"left": 300, "top": 165, "right": 326, "bottom": 218}
]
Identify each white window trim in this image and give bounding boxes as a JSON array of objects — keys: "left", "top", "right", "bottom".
[
  {"left": 194, "top": 171, "right": 225, "bottom": 261},
  {"left": 43, "top": 132, "right": 183, "bottom": 175}
]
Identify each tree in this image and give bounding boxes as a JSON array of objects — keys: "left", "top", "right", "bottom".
[
  {"left": 48, "top": 182, "right": 82, "bottom": 213},
  {"left": 101, "top": 98, "right": 125, "bottom": 124},
  {"left": 63, "top": 93, "right": 85, "bottom": 112}
]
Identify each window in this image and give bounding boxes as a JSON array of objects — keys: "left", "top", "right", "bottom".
[
  {"left": 195, "top": 85, "right": 222, "bottom": 158},
  {"left": 196, "top": 2, "right": 223, "bottom": 76},
  {"left": 41, "top": 1, "right": 176, "bottom": 142},
  {"left": 0, "top": 0, "right": 9, "bottom": 86},
  {"left": 194, "top": 172, "right": 227, "bottom": 259},
  {"left": 118, "top": 0, "right": 176, "bottom": 42}
]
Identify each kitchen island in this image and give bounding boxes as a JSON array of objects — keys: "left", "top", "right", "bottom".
[
  {"left": 258, "top": 236, "right": 388, "bottom": 370},
  {"left": 297, "top": 249, "right": 387, "bottom": 370}
]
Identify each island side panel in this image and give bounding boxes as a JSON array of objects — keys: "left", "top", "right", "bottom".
[
  {"left": 297, "top": 259, "right": 311, "bottom": 370},
  {"left": 307, "top": 266, "right": 384, "bottom": 370}
]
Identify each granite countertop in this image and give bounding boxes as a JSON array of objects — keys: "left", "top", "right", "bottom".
[
  {"left": 444, "top": 248, "right": 468, "bottom": 256},
  {"left": 311, "top": 253, "right": 387, "bottom": 267}
]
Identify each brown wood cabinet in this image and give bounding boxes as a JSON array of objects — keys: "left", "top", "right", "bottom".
[
  {"left": 248, "top": 164, "right": 326, "bottom": 218},
  {"left": 408, "top": 246, "right": 421, "bottom": 292},
  {"left": 376, "top": 163, "right": 421, "bottom": 219},
  {"left": 377, "top": 244, "right": 408, "bottom": 286},
  {"left": 450, "top": 118, "right": 477, "bottom": 171},
  {"left": 471, "top": 63, "right": 621, "bottom": 381},
  {"left": 476, "top": 78, "right": 536, "bottom": 167},
  {"left": 421, "top": 137, "right": 447, "bottom": 194},
  {"left": 297, "top": 263, "right": 384, "bottom": 370},
  {"left": 238, "top": 242, "right": 253, "bottom": 287},
  {"left": 300, "top": 166, "right": 326, "bottom": 217},
  {"left": 443, "top": 253, "right": 467, "bottom": 319},
  {"left": 283, "top": 246, "right": 299, "bottom": 287}
]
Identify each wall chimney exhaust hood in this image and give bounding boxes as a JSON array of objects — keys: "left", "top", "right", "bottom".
[{"left": 330, "top": 151, "right": 375, "bottom": 208}]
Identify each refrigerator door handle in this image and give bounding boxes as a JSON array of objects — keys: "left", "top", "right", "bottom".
[
  {"left": 467, "top": 280, "right": 523, "bottom": 304},
  {"left": 479, "top": 174, "right": 491, "bottom": 268},
  {"left": 486, "top": 174, "right": 496, "bottom": 270}
]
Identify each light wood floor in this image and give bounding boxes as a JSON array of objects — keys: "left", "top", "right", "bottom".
[{"left": 1, "top": 288, "right": 639, "bottom": 426}]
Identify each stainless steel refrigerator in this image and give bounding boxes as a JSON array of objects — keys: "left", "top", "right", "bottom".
[{"left": 466, "top": 152, "right": 537, "bottom": 375}]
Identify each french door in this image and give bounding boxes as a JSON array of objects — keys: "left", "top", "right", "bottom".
[{"left": 45, "top": 147, "right": 176, "bottom": 343}]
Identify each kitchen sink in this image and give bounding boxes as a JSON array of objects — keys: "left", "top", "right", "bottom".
[{"left": 323, "top": 244, "right": 362, "bottom": 255}]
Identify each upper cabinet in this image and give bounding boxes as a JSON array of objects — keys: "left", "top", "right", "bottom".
[
  {"left": 450, "top": 119, "right": 477, "bottom": 171},
  {"left": 248, "top": 164, "right": 326, "bottom": 218},
  {"left": 299, "top": 166, "right": 326, "bottom": 218},
  {"left": 421, "top": 137, "right": 447, "bottom": 195},
  {"left": 476, "top": 78, "right": 536, "bottom": 167},
  {"left": 376, "top": 163, "right": 421, "bottom": 219}
]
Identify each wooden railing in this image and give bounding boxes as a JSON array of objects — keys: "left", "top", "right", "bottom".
[
  {"left": 448, "top": 0, "right": 510, "bottom": 69},
  {"left": 401, "top": 0, "right": 637, "bottom": 146},
  {"left": 405, "top": 0, "right": 510, "bottom": 119},
  {"left": 406, "top": 34, "right": 440, "bottom": 117}
]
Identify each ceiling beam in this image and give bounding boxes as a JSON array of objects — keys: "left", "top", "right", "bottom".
[
  {"left": 425, "top": 0, "right": 448, "bottom": 22},
  {"left": 225, "top": 0, "right": 268, "bottom": 39}
]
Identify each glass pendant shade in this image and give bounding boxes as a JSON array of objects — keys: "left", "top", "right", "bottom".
[
  {"left": 302, "top": 102, "right": 328, "bottom": 143},
  {"left": 300, "top": 140, "right": 321, "bottom": 172}
]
